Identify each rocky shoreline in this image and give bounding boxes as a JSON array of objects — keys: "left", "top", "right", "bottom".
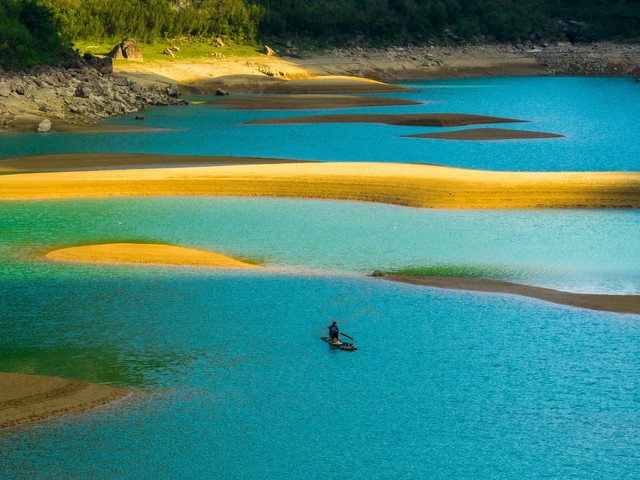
[
  {"left": 0, "top": 58, "right": 185, "bottom": 133},
  {"left": 1, "top": 42, "right": 639, "bottom": 133},
  {"left": 316, "top": 42, "right": 640, "bottom": 79}
]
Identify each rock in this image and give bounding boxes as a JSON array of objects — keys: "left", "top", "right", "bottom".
[
  {"left": 109, "top": 45, "right": 125, "bottom": 60},
  {"left": 215, "top": 89, "right": 229, "bottom": 96},
  {"left": 75, "top": 84, "right": 92, "bottom": 98},
  {"left": 371, "top": 270, "right": 386, "bottom": 277},
  {"left": 85, "top": 55, "right": 113, "bottom": 74},
  {"left": 135, "top": 115, "right": 144, "bottom": 120},
  {"left": 37, "top": 119, "right": 52, "bottom": 133},
  {"left": 163, "top": 48, "right": 175, "bottom": 57},
  {"left": 262, "top": 45, "right": 277, "bottom": 56},
  {"left": 0, "top": 83, "right": 11, "bottom": 97},
  {"left": 109, "top": 38, "right": 143, "bottom": 61}
]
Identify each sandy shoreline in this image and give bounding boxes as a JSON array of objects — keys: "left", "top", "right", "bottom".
[
  {"left": 245, "top": 113, "right": 526, "bottom": 127},
  {"left": 207, "top": 94, "right": 421, "bottom": 110},
  {"left": 380, "top": 275, "right": 640, "bottom": 315},
  {"left": 0, "top": 153, "right": 315, "bottom": 173},
  {"left": 41, "top": 240, "right": 639, "bottom": 315},
  {"left": 46, "top": 243, "right": 260, "bottom": 268},
  {"left": 0, "top": 372, "right": 129, "bottom": 430},
  {"left": 2, "top": 42, "right": 639, "bottom": 133},
  {"left": 405, "top": 128, "right": 564, "bottom": 141},
  {"left": 0, "top": 155, "right": 638, "bottom": 209}
]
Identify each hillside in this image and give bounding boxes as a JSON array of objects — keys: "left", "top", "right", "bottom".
[{"left": 1, "top": 0, "right": 640, "bottom": 70}]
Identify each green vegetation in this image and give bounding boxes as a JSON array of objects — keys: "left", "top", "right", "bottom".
[
  {"left": 73, "top": 40, "right": 261, "bottom": 63},
  {"left": 1, "top": 0, "right": 639, "bottom": 69},
  {"left": 40, "top": 0, "right": 265, "bottom": 44},
  {"left": 256, "top": 0, "right": 640, "bottom": 45},
  {"left": 0, "top": 0, "right": 72, "bottom": 69}
]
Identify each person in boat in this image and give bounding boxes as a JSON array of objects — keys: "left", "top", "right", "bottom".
[{"left": 328, "top": 321, "right": 339, "bottom": 343}]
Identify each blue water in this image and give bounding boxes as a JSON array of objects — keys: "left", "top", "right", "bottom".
[
  {"left": 1, "top": 77, "right": 639, "bottom": 171},
  {"left": 0, "top": 77, "right": 639, "bottom": 479},
  {"left": 1, "top": 198, "right": 638, "bottom": 294},
  {"left": 1, "top": 272, "right": 639, "bottom": 479}
]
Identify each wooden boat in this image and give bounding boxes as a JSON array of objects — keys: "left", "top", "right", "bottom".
[{"left": 321, "top": 337, "right": 357, "bottom": 351}]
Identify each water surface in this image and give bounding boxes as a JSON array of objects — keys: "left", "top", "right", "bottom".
[{"left": 1, "top": 77, "right": 639, "bottom": 171}]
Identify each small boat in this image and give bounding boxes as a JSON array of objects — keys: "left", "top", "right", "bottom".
[{"left": 321, "top": 337, "right": 357, "bottom": 351}]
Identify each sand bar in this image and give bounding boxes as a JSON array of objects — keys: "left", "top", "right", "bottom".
[
  {"left": 246, "top": 113, "right": 526, "bottom": 127},
  {"left": 0, "top": 159, "right": 638, "bottom": 209},
  {"left": 262, "top": 76, "right": 411, "bottom": 94},
  {"left": 0, "top": 153, "right": 314, "bottom": 173},
  {"left": 207, "top": 94, "right": 421, "bottom": 110},
  {"left": 381, "top": 275, "right": 640, "bottom": 315},
  {"left": 0, "top": 372, "right": 129, "bottom": 430},
  {"left": 46, "top": 243, "right": 260, "bottom": 268},
  {"left": 405, "top": 127, "right": 564, "bottom": 140}
]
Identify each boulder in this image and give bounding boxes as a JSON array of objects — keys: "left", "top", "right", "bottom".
[
  {"left": 109, "top": 45, "right": 125, "bottom": 60},
  {"left": 262, "top": 45, "right": 277, "bottom": 56},
  {"left": 215, "top": 89, "right": 229, "bottom": 96},
  {"left": 37, "top": 119, "right": 52, "bottom": 133},
  {"left": 109, "top": 38, "right": 143, "bottom": 61}
]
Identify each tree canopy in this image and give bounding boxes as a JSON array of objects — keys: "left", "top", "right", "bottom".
[{"left": 1, "top": 0, "right": 639, "bottom": 69}]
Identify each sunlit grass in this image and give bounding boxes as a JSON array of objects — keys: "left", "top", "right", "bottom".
[{"left": 73, "top": 39, "right": 262, "bottom": 63}]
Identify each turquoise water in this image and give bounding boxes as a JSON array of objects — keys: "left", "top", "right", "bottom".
[
  {"left": 1, "top": 77, "right": 639, "bottom": 171},
  {"left": 0, "top": 272, "right": 639, "bottom": 479},
  {"left": 1, "top": 198, "right": 638, "bottom": 294},
  {"left": 0, "top": 77, "right": 639, "bottom": 479}
]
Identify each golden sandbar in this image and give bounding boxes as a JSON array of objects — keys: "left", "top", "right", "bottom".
[
  {"left": 45, "top": 243, "right": 260, "bottom": 268},
  {"left": 263, "top": 76, "right": 410, "bottom": 94},
  {"left": 0, "top": 157, "right": 638, "bottom": 209}
]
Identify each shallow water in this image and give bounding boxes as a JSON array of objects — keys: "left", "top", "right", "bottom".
[
  {"left": 1, "top": 197, "right": 638, "bottom": 294},
  {"left": 1, "top": 77, "right": 639, "bottom": 171},
  {"left": 0, "top": 77, "right": 639, "bottom": 479}
]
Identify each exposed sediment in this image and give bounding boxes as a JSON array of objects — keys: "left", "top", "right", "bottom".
[
  {"left": 45, "top": 243, "right": 260, "bottom": 268},
  {"left": 207, "top": 94, "right": 421, "bottom": 110},
  {"left": 405, "top": 128, "right": 564, "bottom": 141},
  {"left": 379, "top": 275, "right": 640, "bottom": 315},
  {"left": 0, "top": 372, "right": 129, "bottom": 430},
  {"left": 0, "top": 156, "right": 638, "bottom": 209},
  {"left": 245, "top": 113, "right": 526, "bottom": 127}
]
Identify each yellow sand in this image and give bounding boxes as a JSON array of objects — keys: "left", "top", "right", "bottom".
[
  {"left": 0, "top": 157, "right": 638, "bottom": 209},
  {"left": 0, "top": 373, "right": 129, "bottom": 429},
  {"left": 46, "top": 243, "right": 260, "bottom": 268}
]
